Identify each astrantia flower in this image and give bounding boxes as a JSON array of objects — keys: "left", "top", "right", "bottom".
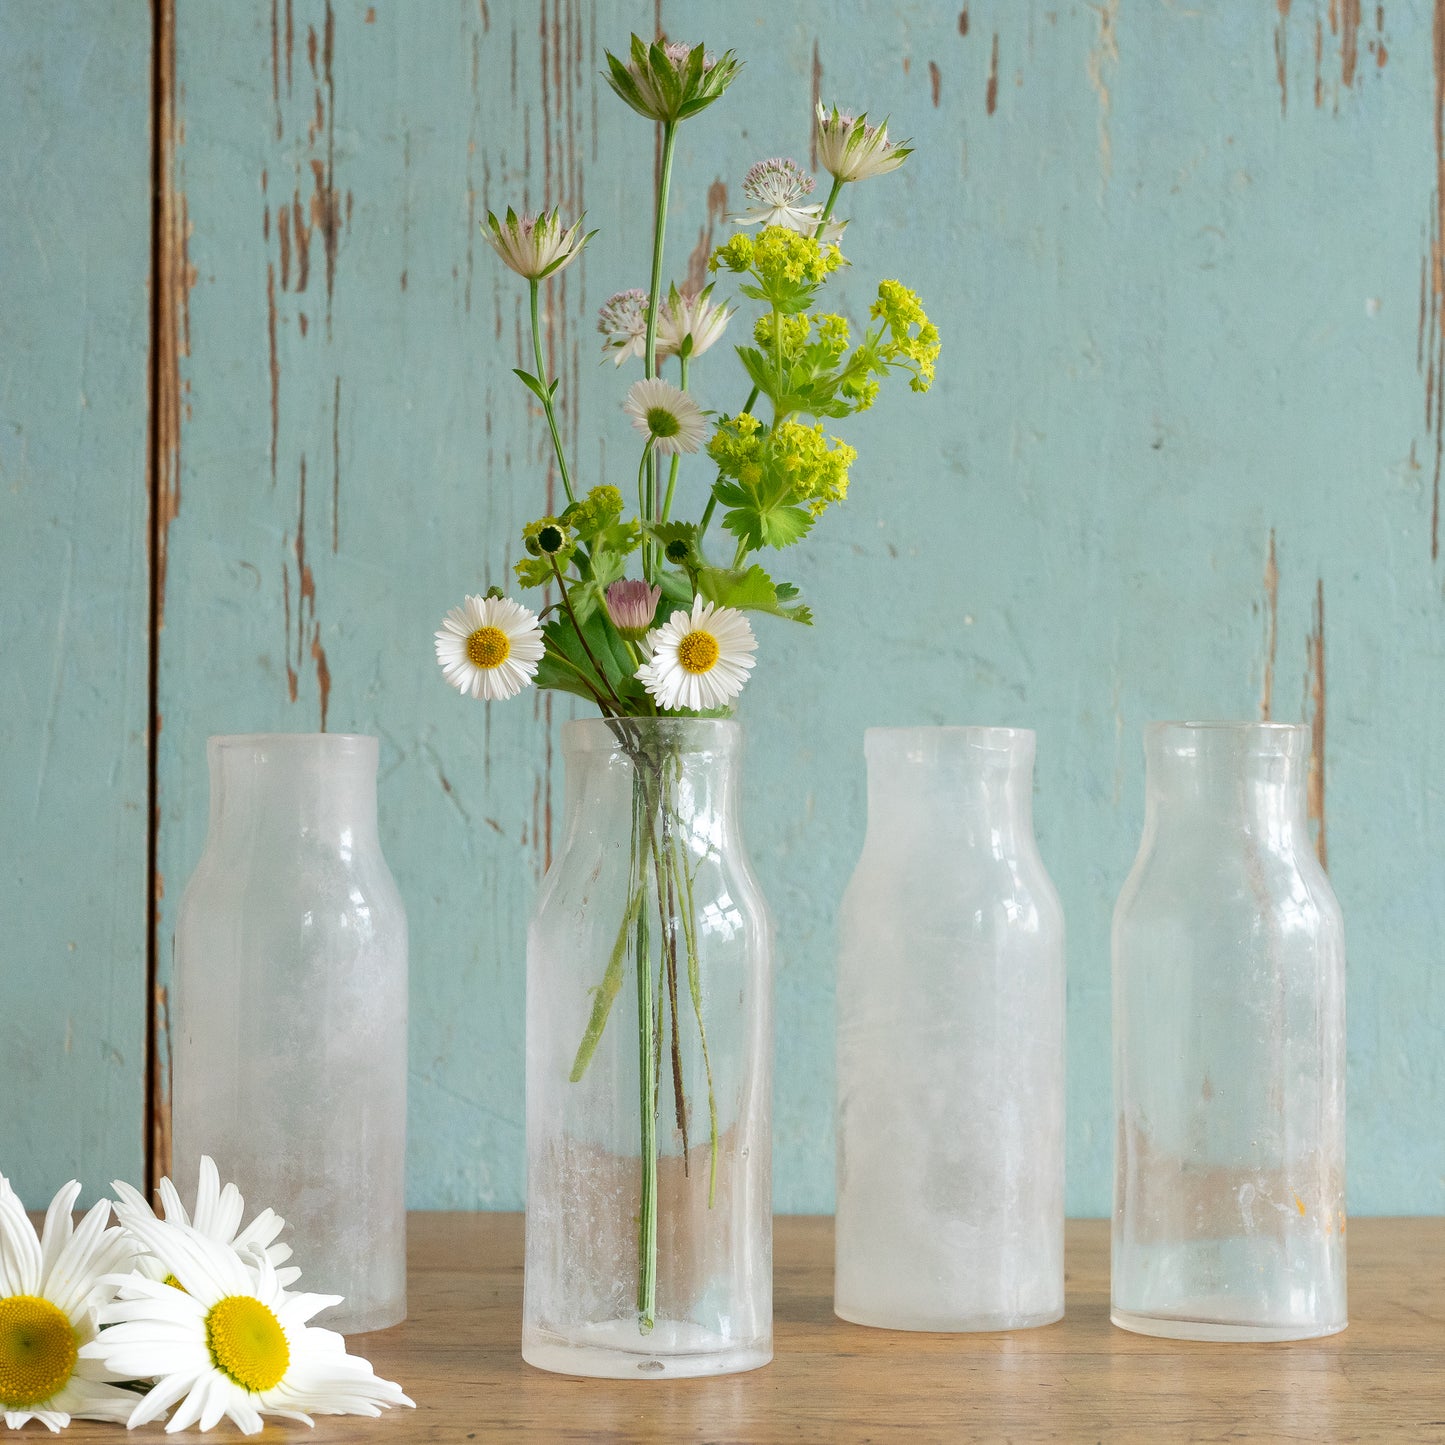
[
  {"left": 656, "top": 283, "right": 734, "bottom": 361},
  {"left": 815, "top": 104, "right": 912, "bottom": 183},
  {"left": 481, "top": 206, "right": 593, "bottom": 280},
  {"left": 604, "top": 35, "right": 740, "bottom": 124},
  {"left": 732, "top": 158, "right": 822, "bottom": 233},
  {"left": 81, "top": 1216, "right": 412, "bottom": 1436},
  {"left": 624, "top": 378, "right": 707, "bottom": 456},
  {"left": 636, "top": 596, "right": 757, "bottom": 712},
  {"left": 0, "top": 1175, "right": 138, "bottom": 1433},
  {"left": 112, "top": 1155, "right": 299, "bottom": 1289},
  {"left": 597, "top": 288, "right": 649, "bottom": 366},
  {"left": 604, "top": 579, "right": 662, "bottom": 641},
  {"left": 434, "top": 594, "right": 545, "bottom": 700}
]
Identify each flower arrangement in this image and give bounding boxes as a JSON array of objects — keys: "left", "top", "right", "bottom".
[
  {"left": 0, "top": 1162, "right": 411, "bottom": 1435},
  {"left": 436, "top": 34, "right": 938, "bottom": 1340}
]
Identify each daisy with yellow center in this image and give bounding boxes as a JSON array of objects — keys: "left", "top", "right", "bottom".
[
  {"left": 434, "top": 593, "right": 545, "bottom": 701},
  {"left": 636, "top": 596, "right": 758, "bottom": 712},
  {"left": 112, "top": 1154, "right": 300, "bottom": 1289},
  {"left": 81, "top": 1214, "right": 412, "bottom": 1436},
  {"left": 0, "top": 1174, "right": 138, "bottom": 1433},
  {"left": 623, "top": 377, "right": 708, "bottom": 456}
]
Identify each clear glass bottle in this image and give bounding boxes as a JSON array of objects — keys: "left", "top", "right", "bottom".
[
  {"left": 173, "top": 734, "right": 408, "bottom": 1334},
  {"left": 1112, "top": 721, "right": 1346, "bottom": 1341},
  {"left": 522, "top": 718, "right": 773, "bottom": 1379},
  {"left": 834, "top": 727, "right": 1065, "bottom": 1331}
]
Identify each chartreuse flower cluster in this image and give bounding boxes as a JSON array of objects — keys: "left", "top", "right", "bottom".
[
  {"left": 436, "top": 31, "right": 938, "bottom": 725},
  {"left": 0, "top": 1162, "right": 411, "bottom": 1435}
]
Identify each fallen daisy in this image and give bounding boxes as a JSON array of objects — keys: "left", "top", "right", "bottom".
[
  {"left": 0, "top": 1174, "right": 138, "bottom": 1434},
  {"left": 82, "top": 1211, "right": 412, "bottom": 1435},
  {"left": 112, "top": 1155, "right": 299, "bottom": 1288}
]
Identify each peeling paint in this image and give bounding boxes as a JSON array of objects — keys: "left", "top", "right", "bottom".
[
  {"left": 1275, "top": 0, "right": 1291, "bottom": 116},
  {"left": 1087, "top": 1, "right": 1118, "bottom": 192},
  {"left": 810, "top": 41, "right": 822, "bottom": 170},
  {"left": 985, "top": 32, "right": 999, "bottom": 115},
  {"left": 1261, "top": 527, "right": 1279, "bottom": 720},
  {"left": 684, "top": 179, "right": 728, "bottom": 294},
  {"left": 929, "top": 59, "right": 941, "bottom": 107},
  {"left": 1304, "top": 580, "right": 1328, "bottom": 869}
]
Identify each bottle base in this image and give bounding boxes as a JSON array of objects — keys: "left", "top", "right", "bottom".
[
  {"left": 522, "top": 1319, "right": 772, "bottom": 1379},
  {"left": 834, "top": 1302, "right": 1063, "bottom": 1333},
  {"left": 1110, "top": 1306, "right": 1347, "bottom": 1343}
]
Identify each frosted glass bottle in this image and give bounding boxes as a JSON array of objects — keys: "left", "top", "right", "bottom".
[
  {"left": 523, "top": 718, "right": 773, "bottom": 1379},
  {"left": 834, "top": 727, "right": 1065, "bottom": 1331},
  {"left": 1112, "top": 722, "right": 1346, "bottom": 1341},
  {"left": 173, "top": 733, "right": 408, "bottom": 1334}
]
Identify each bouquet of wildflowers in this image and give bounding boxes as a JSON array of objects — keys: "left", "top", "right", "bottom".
[{"left": 435, "top": 35, "right": 938, "bottom": 1334}]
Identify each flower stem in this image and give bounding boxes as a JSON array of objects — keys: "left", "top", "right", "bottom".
[
  {"left": 637, "top": 444, "right": 655, "bottom": 585},
  {"left": 549, "top": 559, "right": 627, "bottom": 713},
  {"left": 632, "top": 775, "right": 658, "bottom": 1332},
  {"left": 660, "top": 355, "right": 688, "bottom": 524},
  {"left": 529, "top": 280, "right": 577, "bottom": 507},
  {"left": 813, "top": 175, "right": 844, "bottom": 237},
  {"left": 642, "top": 123, "right": 678, "bottom": 596}
]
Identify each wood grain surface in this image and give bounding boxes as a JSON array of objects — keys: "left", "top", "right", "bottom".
[{"left": 52, "top": 1214, "right": 1445, "bottom": 1443}]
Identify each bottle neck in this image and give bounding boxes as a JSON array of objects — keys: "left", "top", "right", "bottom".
[
  {"left": 864, "top": 727, "right": 1037, "bottom": 853},
  {"left": 205, "top": 734, "right": 380, "bottom": 853},
  {"left": 560, "top": 718, "right": 743, "bottom": 841},
  {"left": 1142, "top": 723, "right": 1310, "bottom": 847}
]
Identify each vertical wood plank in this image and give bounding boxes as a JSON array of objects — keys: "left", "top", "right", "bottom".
[{"left": 0, "top": 2, "right": 152, "bottom": 1202}]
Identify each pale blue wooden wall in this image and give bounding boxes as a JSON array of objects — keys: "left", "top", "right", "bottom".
[{"left": 3, "top": 1, "right": 1442, "bottom": 1216}]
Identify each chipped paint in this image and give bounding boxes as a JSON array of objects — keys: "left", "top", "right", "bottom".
[
  {"left": 1275, "top": 0, "right": 1292, "bottom": 115},
  {"left": 1087, "top": 0, "right": 1117, "bottom": 192},
  {"left": 1304, "top": 579, "right": 1328, "bottom": 870},
  {"left": 1260, "top": 527, "right": 1279, "bottom": 720},
  {"left": 985, "top": 32, "right": 999, "bottom": 115}
]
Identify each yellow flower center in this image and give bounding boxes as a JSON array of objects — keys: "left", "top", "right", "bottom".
[
  {"left": 466, "top": 625, "right": 510, "bottom": 670},
  {"left": 0, "top": 1295, "right": 78, "bottom": 1409},
  {"left": 162, "top": 1273, "right": 185, "bottom": 1292},
  {"left": 676, "top": 629, "right": 719, "bottom": 674},
  {"left": 205, "top": 1296, "right": 290, "bottom": 1394}
]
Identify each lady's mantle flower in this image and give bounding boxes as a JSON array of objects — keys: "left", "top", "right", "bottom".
[
  {"left": 732, "top": 158, "right": 821, "bottom": 233},
  {"left": 482, "top": 206, "right": 593, "bottom": 280},
  {"left": 656, "top": 284, "right": 734, "bottom": 361},
  {"left": 113, "top": 1155, "right": 299, "bottom": 1288},
  {"left": 637, "top": 597, "right": 757, "bottom": 712},
  {"left": 597, "top": 288, "right": 649, "bottom": 366},
  {"left": 435, "top": 594, "right": 545, "bottom": 700},
  {"left": 711, "top": 226, "right": 845, "bottom": 300},
  {"left": 624, "top": 378, "right": 707, "bottom": 455},
  {"left": 872, "top": 279, "right": 940, "bottom": 392},
  {"left": 0, "top": 1175, "right": 138, "bottom": 1433},
  {"left": 604, "top": 35, "right": 741, "bottom": 125},
  {"left": 81, "top": 1215, "right": 412, "bottom": 1436},
  {"left": 815, "top": 104, "right": 912, "bottom": 183},
  {"left": 604, "top": 579, "right": 662, "bottom": 641}
]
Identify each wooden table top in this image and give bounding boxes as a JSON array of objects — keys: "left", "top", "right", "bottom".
[{"left": 55, "top": 1213, "right": 1445, "bottom": 1443}]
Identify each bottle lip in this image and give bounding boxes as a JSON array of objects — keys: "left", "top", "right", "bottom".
[
  {"left": 207, "top": 733, "right": 378, "bottom": 762},
  {"left": 562, "top": 716, "right": 741, "bottom": 754},
  {"left": 865, "top": 725, "right": 1035, "bottom": 761},
  {"left": 1145, "top": 720, "right": 1308, "bottom": 756}
]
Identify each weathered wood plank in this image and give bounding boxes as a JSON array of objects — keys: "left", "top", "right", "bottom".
[{"left": 0, "top": 2, "right": 152, "bottom": 1202}]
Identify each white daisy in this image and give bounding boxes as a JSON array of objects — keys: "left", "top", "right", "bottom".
[
  {"left": 636, "top": 596, "right": 757, "bottom": 712},
  {"left": 435, "top": 594, "right": 545, "bottom": 701},
  {"left": 0, "top": 1174, "right": 138, "bottom": 1433},
  {"left": 656, "top": 284, "right": 734, "bottom": 361},
  {"left": 112, "top": 1155, "right": 299, "bottom": 1289},
  {"left": 481, "top": 206, "right": 592, "bottom": 280},
  {"left": 731, "top": 157, "right": 822, "bottom": 233},
  {"left": 815, "top": 103, "right": 912, "bottom": 183},
  {"left": 624, "top": 378, "right": 708, "bottom": 456},
  {"left": 597, "top": 288, "right": 650, "bottom": 366},
  {"left": 81, "top": 1215, "right": 412, "bottom": 1436}
]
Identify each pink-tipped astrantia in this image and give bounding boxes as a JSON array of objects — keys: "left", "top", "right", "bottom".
[{"left": 605, "top": 580, "right": 663, "bottom": 641}]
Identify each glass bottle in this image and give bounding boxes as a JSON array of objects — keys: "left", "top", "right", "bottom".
[
  {"left": 522, "top": 718, "right": 773, "bottom": 1379},
  {"left": 173, "top": 733, "right": 408, "bottom": 1334},
  {"left": 1112, "top": 721, "right": 1346, "bottom": 1341},
  {"left": 834, "top": 727, "right": 1066, "bottom": 1331}
]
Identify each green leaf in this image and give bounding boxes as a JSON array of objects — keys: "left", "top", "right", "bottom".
[
  {"left": 512, "top": 368, "right": 550, "bottom": 404},
  {"left": 737, "top": 346, "right": 778, "bottom": 401},
  {"left": 697, "top": 564, "right": 814, "bottom": 624},
  {"left": 568, "top": 888, "right": 642, "bottom": 1082},
  {"left": 759, "top": 506, "right": 813, "bottom": 548},
  {"left": 657, "top": 566, "right": 694, "bottom": 611},
  {"left": 535, "top": 611, "right": 645, "bottom": 708}
]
